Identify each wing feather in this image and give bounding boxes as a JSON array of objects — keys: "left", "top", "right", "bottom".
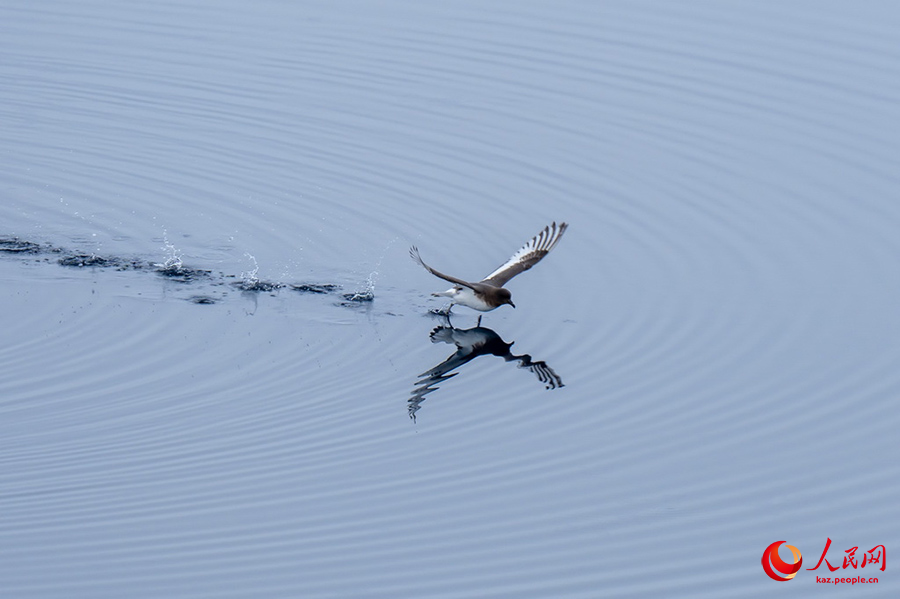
[
  {"left": 409, "top": 246, "right": 476, "bottom": 290},
  {"left": 480, "top": 221, "right": 568, "bottom": 287}
]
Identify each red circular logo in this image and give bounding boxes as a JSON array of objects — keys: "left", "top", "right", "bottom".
[{"left": 762, "top": 541, "right": 803, "bottom": 581}]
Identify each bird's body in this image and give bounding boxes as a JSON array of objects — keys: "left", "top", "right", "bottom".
[
  {"left": 410, "top": 221, "right": 568, "bottom": 312},
  {"left": 432, "top": 283, "right": 497, "bottom": 312}
]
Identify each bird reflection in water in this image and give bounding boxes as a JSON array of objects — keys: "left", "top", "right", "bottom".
[{"left": 409, "top": 317, "right": 564, "bottom": 421}]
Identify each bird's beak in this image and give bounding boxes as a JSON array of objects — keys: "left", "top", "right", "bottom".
[{"left": 509, "top": 301, "right": 516, "bottom": 309}]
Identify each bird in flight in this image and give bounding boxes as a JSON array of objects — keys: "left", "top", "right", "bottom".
[{"left": 410, "top": 221, "right": 568, "bottom": 312}]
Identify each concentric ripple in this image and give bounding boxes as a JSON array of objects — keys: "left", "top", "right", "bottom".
[{"left": 2, "top": 0, "right": 900, "bottom": 598}]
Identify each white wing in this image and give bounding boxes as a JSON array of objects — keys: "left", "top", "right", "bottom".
[{"left": 481, "top": 222, "right": 568, "bottom": 287}]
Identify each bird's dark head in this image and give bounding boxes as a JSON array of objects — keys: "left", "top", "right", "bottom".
[{"left": 498, "top": 288, "right": 515, "bottom": 308}]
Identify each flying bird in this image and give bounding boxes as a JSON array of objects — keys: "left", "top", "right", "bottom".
[{"left": 410, "top": 221, "right": 568, "bottom": 312}]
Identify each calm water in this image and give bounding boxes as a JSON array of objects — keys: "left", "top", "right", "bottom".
[{"left": 2, "top": 1, "right": 899, "bottom": 597}]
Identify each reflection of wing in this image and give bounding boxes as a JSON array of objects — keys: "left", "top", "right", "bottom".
[
  {"left": 521, "top": 360, "right": 564, "bottom": 389},
  {"left": 409, "top": 371, "right": 457, "bottom": 422},
  {"left": 410, "top": 246, "right": 476, "bottom": 290},
  {"left": 419, "top": 350, "right": 477, "bottom": 379},
  {"left": 510, "top": 352, "right": 564, "bottom": 389},
  {"left": 481, "top": 222, "right": 568, "bottom": 287},
  {"left": 423, "top": 326, "right": 505, "bottom": 378},
  {"left": 409, "top": 324, "right": 563, "bottom": 421}
]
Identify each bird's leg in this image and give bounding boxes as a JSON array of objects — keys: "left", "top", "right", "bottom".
[
  {"left": 430, "top": 303, "right": 453, "bottom": 326},
  {"left": 476, "top": 315, "right": 482, "bottom": 327}
]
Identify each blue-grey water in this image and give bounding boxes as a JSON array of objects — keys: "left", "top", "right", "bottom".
[{"left": 2, "top": 1, "right": 899, "bottom": 597}]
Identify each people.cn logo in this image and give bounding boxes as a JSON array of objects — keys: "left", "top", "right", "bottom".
[{"left": 762, "top": 541, "right": 804, "bottom": 581}]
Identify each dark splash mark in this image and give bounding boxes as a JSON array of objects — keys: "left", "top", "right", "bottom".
[
  {"left": 58, "top": 254, "right": 115, "bottom": 267},
  {"left": 155, "top": 264, "right": 212, "bottom": 283},
  {"left": 58, "top": 254, "right": 148, "bottom": 270},
  {"left": 0, "top": 237, "right": 46, "bottom": 254},
  {"left": 291, "top": 283, "right": 342, "bottom": 294},
  {"left": 233, "top": 280, "right": 285, "bottom": 292},
  {"left": 342, "top": 289, "right": 374, "bottom": 302},
  {"left": 2, "top": 234, "right": 354, "bottom": 308}
]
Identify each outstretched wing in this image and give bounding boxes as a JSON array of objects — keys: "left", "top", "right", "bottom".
[
  {"left": 409, "top": 246, "right": 476, "bottom": 290},
  {"left": 526, "top": 360, "right": 564, "bottom": 390},
  {"left": 480, "top": 221, "right": 568, "bottom": 287}
]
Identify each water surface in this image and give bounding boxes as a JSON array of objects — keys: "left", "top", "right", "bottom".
[{"left": 2, "top": 1, "right": 899, "bottom": 597}]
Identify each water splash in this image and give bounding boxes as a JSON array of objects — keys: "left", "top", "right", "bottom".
[
  {"left": 1, "top": 232, "right": 358, "bottom": 304},
  {"left": 153, "top": 231, "right": 210, "bottom": 282},
  {"left": 157, "top": 231, "right": 183, "bottom": 270},
  {"left": 343, "top": 271, "right": 376, "bottom": 303},
  {"left": 235, "top": 253, "right": 284, "bottom": 291},
  {"left": 341, "top": 238, "right": 397, "bottom": 303},
  {"left": 240, "top": 252, "right": 260, "bottom": 287}
]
